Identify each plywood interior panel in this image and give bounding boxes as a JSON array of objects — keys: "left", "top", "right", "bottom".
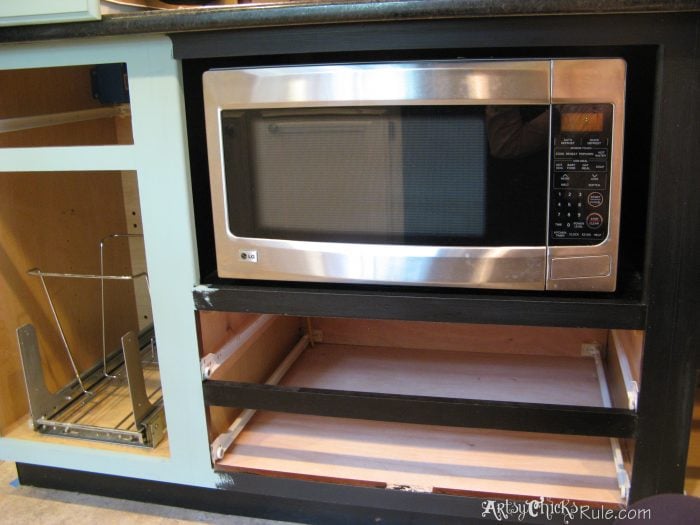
[
  {"left": 0, "top": 119, "right": 125, "bottom": 148},
  {"left": 610, "top": 330, "right": 643, "bottom": 384},
  {"left": 0, "top": 66, "right": 104, "bottom": 120},
  {"left": 198, "top": 312, "right": 262, "bottom": 357},
  {"left": 280, "top": 343, "right": 604, "bottom": 406},
  {"left": 0, "top": 171, "right": 141, "bottom": 434},
  {"left": 116, "top": 114, "right": 150, "bottom": 332},
  {"left": 209, "top": 315, "right": 303, "bottom": 384},
  {"left": 0, "top": 65, "right": 133, "bottom": 147},
  {"left": 314, "top": 317, "right": 608, "bottom": 357},
  {"left": 206, "top": 314, "right": 303, "bottom": 438}
]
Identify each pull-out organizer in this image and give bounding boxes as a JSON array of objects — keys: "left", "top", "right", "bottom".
[
  {"left": 13, "top": 234, "right": 165, "bottom": 448},
  {"left": 199, "top": 314, "right": 642, "bottom": 505},
  {"left": 17, "top": 324, "right": 164, "bottom": 447}
]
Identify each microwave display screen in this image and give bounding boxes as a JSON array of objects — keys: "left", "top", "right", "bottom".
[
  {"left": 222, "top": 105, "right": 549, "bottom": 247},
  {"left": 560, "top": 111, "right": 604, "bottom": 133}
]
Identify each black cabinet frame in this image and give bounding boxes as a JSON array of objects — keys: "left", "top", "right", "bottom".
[
  {"left": 203, "top": 380, "right": 638, "bottom": 438},
  {"left": 174, "top": 9, "right": 700, "bottom": 522}
]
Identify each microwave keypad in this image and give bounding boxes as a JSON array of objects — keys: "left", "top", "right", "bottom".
[{"left": 549, "top": 105, "right": 613, "bottom": 245}]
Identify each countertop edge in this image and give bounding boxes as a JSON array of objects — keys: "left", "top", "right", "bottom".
[{"left": 1, "top": 0, "right": 699, "bottom": 44}]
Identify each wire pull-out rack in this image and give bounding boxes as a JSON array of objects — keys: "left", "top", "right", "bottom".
[{"left": 15, "top": 234, "right": 166, "bottom": 447}]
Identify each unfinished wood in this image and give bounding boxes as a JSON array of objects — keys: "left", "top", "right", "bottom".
[
  {"left": 200, "top": 312, "right": 252, "bottom": 439},
  {"left": 207, "top": 315, "right": 303, "bottom": 438},
  {"left": 219, "top": 412, "right": 621, "bottom": 504},
  {"left": 609, "top": 330, "right": 643, "bottom": 384},
  {"left": 685, "top": 389, "right": 700, "bottom": 497},
  {"left": 209, "top": 315, "right": 303, "bottom": 383},
  {"left": 216, "top": 340, "right": 621, "bottom": 502},
  {"left": 0, "top": 106, "right": 129, "bottom": 133},
  {"left": 606, "top": 330, "right": 642, "bottom": 411},
  {"left": 279, "top": 343, "right": 604, "bottom": 406},
  {"left": 313, "top": 318, "right": 608, "bottom": 357},
  {"left": 116, "top": 105, "right": 148, "bottom": 332},
  {"left": 216, "top": 335, "right": 310, "bottom": 459},
  {"left": 3, "top": 415, "right": 170, "bottom": 458},
  {"left": 0, "top": 171, "right": 140, "bottom": 434},
  {"left": 0, "top": 119, "right": 123, "bottom": 148},
  {"left": 198, "top": 311, "right": 265, "bottom": 357},
  {"left": 199, "top": 312, "right": 231, "bottom": 358},
  {"left": 0, "top": 66, "right": 101, "bottom": 120},
  {"left": 0, "top": 65, "right": 133, "bottom": 147}
]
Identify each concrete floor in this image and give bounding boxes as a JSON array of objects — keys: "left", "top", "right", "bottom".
[{"left": 0, "top": 461, "right": 299, "bottom": 525}]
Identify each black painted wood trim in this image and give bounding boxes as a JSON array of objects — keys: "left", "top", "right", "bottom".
[
  {"left": 628, "top": 17, "right": 700, "bottom": 500},
  {"left": 15, "top": 462, "right": 559, "bottom": 525},
  {"left": 203, "top": 380, "right": 638, "bottom": 438},
  {"left": 193, "top": 283, "right": 646, "bottom": 329},
  {"left": 172, "top": 13, "right": 683, "bottom": 60}
]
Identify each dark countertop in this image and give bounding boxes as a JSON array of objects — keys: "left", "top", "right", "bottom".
[{"left": 1, "top": 0, "right": 699, "bottom": 43}]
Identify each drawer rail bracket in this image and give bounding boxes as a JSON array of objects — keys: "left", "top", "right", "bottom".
[{"left": 17, "top": 324, "right": 165, "bottom": 448}]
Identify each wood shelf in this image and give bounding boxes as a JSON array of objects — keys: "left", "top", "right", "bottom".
[{"left": 193, "top": 282, "right": 646, "bottom": 330}]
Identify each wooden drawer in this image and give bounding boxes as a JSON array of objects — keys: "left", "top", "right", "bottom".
[{"left": 199, "top": 313, "right": 643, "bottom": 505}]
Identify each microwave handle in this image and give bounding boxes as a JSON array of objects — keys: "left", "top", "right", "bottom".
[{"left": 266, "top": 119, "right": 376, "bottom": 135}]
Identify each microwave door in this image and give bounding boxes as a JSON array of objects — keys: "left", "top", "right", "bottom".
[{"left": 218, "top": 105, "right": 548, "bottom": 289}]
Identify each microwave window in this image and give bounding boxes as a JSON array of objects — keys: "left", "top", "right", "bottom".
[{"left": 221, "top": 106, "right": 549, "bottom": 246}]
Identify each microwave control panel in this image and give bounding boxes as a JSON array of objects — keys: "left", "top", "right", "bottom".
[{"left": 549, "top": 104, "right": 614, "bottom": 245}]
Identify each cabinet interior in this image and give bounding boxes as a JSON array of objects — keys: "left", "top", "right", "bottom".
[
  {"left": 0, "top": 60, "right": 167, "bottom": 451},
  {"left": 199, "top": 312, "right": 643, "bottom": 504},
  {"left": 0, "top": 64, "right": 133, "bottom": 148},
  {"left": 0, "top": 168, "right": 165, "bottom": 453}
]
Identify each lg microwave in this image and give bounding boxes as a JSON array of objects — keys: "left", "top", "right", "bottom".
[{"left": 203, "top": 59, "right": 625, "bottom": 291}]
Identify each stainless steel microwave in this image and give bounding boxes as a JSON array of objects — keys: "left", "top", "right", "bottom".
[{"left": 203, "top": 59, "right": 625, "bottom": 291}]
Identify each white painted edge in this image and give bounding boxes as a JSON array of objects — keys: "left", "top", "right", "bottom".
[{"left": 0, "top": 0, "right": 100, "bottom": 27}]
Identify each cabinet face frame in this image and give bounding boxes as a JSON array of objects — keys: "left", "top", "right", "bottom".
[{"left": 0, "top": 35, "right": 215, "bottom": 488}]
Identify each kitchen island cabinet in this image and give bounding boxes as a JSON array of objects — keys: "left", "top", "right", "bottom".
[{"left": 0, "top": 2, "right": 698, "bottom": 523}]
